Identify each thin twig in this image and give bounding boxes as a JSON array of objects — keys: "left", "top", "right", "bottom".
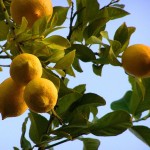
[
  {"left": 67, "top": 2, "right": 74, "bottom": 41},
  {"left": 0, "top": 64, "right": 10, "bottom": 67},
  {"left": 45, "top": 139, "right": 69, "bottom": 149},
  {"left": 0, "top": 55, "right": 10, "bottom": 59},
  {"left": 133, "top": 111, "right": 150, "bottom": 123},
  {"left": 101, "top": 0, "right": 120, "bottom": 10}
]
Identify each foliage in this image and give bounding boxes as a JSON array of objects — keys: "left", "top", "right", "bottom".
[{"left": 0, "top": 0, "right": 149, "bottom": 149}]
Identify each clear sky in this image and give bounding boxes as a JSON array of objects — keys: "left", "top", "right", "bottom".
[{"left": 0, "top": 0, "right": 150, "bottom": 150}]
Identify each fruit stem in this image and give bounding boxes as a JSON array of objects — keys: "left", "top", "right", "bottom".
[{"left": 51, "top": 109, "right": 63, "bottom": 125}]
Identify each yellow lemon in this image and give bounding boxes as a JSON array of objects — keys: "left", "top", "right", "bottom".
[
  {"left": 24, "top": 78, "right": 58, "bottom": 113},
  {"left": 0, "top": 77, "right": 28, "bottom": 120},
  {"left": 10, "top": 0, "right": 53, "bottom": 27},
  {"left": 122, "top": 44, "right": 150, "bottom": 78},
  {"left": 10, "top": 53, "right": 42, "bottom": 85}
]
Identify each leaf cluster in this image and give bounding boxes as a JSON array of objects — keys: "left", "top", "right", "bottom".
[{"left": 0, "top": 0, "right": 149, "bottom": 150}]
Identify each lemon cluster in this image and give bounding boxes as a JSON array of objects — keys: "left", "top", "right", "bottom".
[{"left": 0, "top": 53, "right": 58, "bottom": 120}]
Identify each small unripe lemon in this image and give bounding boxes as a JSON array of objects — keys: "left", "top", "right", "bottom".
[
  {"left": 122, "top": 44, "right": 150, "bottom": 78},
  {"left": 10, "top": 53, "right": 42, "bottom": 86},
  {"left": 0, "top": 77, "right": 28, "bottom": 120},
  {"left": 10, "top": 0, "right": 53, "bottom": 28},
  {"left": 24, "top": 78, "right": 58, "bottom": 113}
]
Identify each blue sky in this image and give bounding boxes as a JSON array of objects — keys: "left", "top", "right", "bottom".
[{"left": 0, "top": 0, "right": 150, "bottom": 150}]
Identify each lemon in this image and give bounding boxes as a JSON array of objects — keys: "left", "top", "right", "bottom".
[
  {"left": 10, "top": 53, "right": 42, "bottom": 85},
  {"left": 0, "top": 77, "right": 28, "bottom": 120},
  {"left": 24, "top": 78, "right": 58, "bottom": 113},
  {"left": 10, "top": 0, "right": 53, "bottom": 27},
  {"left": 122, "top": 44, "right": 150, "bottom": 78}
]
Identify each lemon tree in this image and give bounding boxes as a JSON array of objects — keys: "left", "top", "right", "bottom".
[{"left": 0, "top": 0, "right": 150, "bottom": 150}]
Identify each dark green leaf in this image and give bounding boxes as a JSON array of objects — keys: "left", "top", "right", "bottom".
[
  {"left": 70, "top": 44, "right": 96, "bottom": 62},
  {"left": 135, "top": 77, "right": 150, "bottom": 114},
  {"left": 13, "top": 147, "right": 19, "bottom": 150},
  {"left": 83, "top": 18, "right": 108, "bottom": 40},
  {"left": 54, "top": 50, "right": 75, "bottom": 70},
  {"left": 58, "top": 79, "right": 73, "bottom": 98},
  {"left": 0, "top": 21, "right": 9, "bottom": 41},
  {"left": 53, "top": 6, "right": 69, "bottom": 26},
  {"left": 79, "top": 137, "right": 100, "bottom": 150},
  {"left": 72, "top": 57, "right": 83, "bottom": 72},
  {"left": 20, "top": 117, "right": 32, "bottom": 149},
  {"left": 73, "top": 84, "right": 86, "bottom": 94},
  {"left": 111, "top": 91, "right": 132, "bottom": 113},
  {"left": 56, "top": 92, "right": 82, "bottom": 117},
  {"left": 92, "top": 64, "right": 103, "bottom": 76},
  {"left": 90, "top": 110, "right": 132, "bottom": 136},
  {"left": 130, "top": 125, "right": 150, "bottom": 147},
  {"left": 29, "top": 112, "right": 49, "bottom": 144},
  {"left": 114, "top": 23, "right": 128, "bottom": 45},
  {"left": 75, "top": 0, "right": 99, "bottom": 27},
  {"left": 52, "top": 124, "right": 90, "bottom": 138}
]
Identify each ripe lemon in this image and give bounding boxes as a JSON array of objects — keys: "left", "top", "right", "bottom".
[
  {"left": 0, "top": 77, "right": 28, "bottom": 120},
  {"left": 10, "top": 53, "right": 43, "bottom": 86},
  {"left": 10, "top": 0, "right": 53, "bottom": 27},
  {"left": 122, "top": 44, "right": 150, "bottom": 78},
  {"left": 24, "top": 78, "right": 58, "bottom": 113}
]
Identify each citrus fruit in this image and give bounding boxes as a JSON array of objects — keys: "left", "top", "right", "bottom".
[
  {"left": 122, "top": 44, "right": 150, "bottom": 78},
  {"left": 24, "top": 78, "right": 58, "bottom": 113},
  {"left": 10, "top": 53, "right": 43, "bottom": 85},
  {"left": 0, "top": 77, "right": 27, "bottom": 120},
  {"left": 10, "top": 0, "right": 53, "bottom": 27}
]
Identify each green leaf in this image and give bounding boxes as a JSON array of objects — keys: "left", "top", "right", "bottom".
[
  {"left": 99, "top": 7, "right": 129, "bottom": 20},
  {"left": 58, "top": 79, "right": 74, "bottom": 98},
  {"left": 73, "top": 84, "right": 86, "bottom": 94},
  {"left": 32, "top": 16, "right": 49, "bottom": 35},
  {"left": 0, "top": 67, "right": 2, "bottom": 71},
  {"left": 0, "top": 21, "right": 9, "bottom": 41},
  {"left": 52, "top": 124, "right": 90, "bottom": 138},
  {"left": 135, "top": 77, "right": 150, "bottom": 114},
  {"left": 114, "top": 23, "right": 128, "bottom": 45},
  {"left": 83, "top": 18, "right": 108, "bottom": 40},
  {"left": 108, "top": 46, "right": 122, "bottom": 66},
  {"left": 130, "top": 125, "right": 150, "bottom": 147},
  {"left": 90, "top": 110, "right": 132, "bottom": 136},
  {"left": 20, "top": 117, "right": 32, "bottom": 149},
  {"left": 56, "top": 92, "right": 82, "bottom": 118},
  {"left": 67, "top": 0, "right": 72, "bottom": 6},
  {"left": 75, "top": 0, "right": 99, "bottom": 27},
  {"left": 72, "top": 57, "right": 83, "bottom": 72},
  {"left": 114, "top": 23, "right": 136, "bottom": 52},
  {"left": 15, "top": 17, "right": 28, "bottom": 35},
  {"left": 13, "top": 147, "right": 19, "bottom": 150},
  {"left": 79, "top": 137, "right": 100, "bottom": 150},
  {"left": 70, "top": 44, "right": 96, "bottom": 62},
  {"left": 72, "top": 93, "right": 106, "bottom": 109},
  {"left": 42, "top": 68, "right": 60, "bottom": 91},
  {"left": 43, "top": 35, "right": 70, "bottom": 50},
  {"left": 128, "top": 76, "right": 144, "bottom": 115},
  {"left": 92, "top": 64, "right": 103, "bottom": 76},
  {"left": 53, "top": 6, "right": 69, "bottom": 26},
  {"left": 111, "top": 91, "right": 132, "bottom": 113},
  {"left": 29, "top": 112, "right": 49, "bottom": 144},
  {"left": 54, "top": 50, "right": 76, "bottom": 70}
]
